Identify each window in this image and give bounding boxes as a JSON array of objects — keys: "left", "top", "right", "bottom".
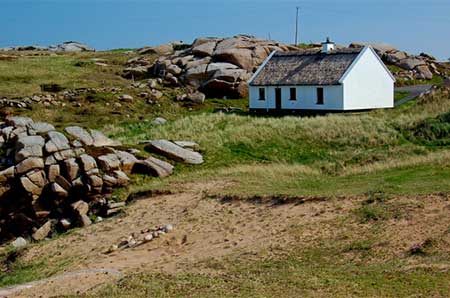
[
  {"left": 316, "top": 88, "right": 324, "bottom": 105},
  {"left": 289, "top": 88, "right": 297, "bottom": 101},
  {"left": 258, "top": 88, "right": 265, "bottom": 101}
]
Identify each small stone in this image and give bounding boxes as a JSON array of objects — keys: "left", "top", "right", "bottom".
[
  {"left": 80, "top": 214, "right": 92, "bottom": 227},
  {"left": 115, "top": 151, "right": 138, "bottom": 173},
  {"left": 20, "top": 176, "right": 42, "bottom": 196},
  {"left": 32, "top": 221, "right": 53, "bottom": 241},
  {"left": 152, "top": 117, "right": 167, "bottom": 125},
  {"left": 26, "top": 170, "right": 46, "bottom": 188},
  {"left": 144, "top": 234, "right": 153, "bottom": 242},
  {"left": 107, "top": 244, "right": 118, "bottom": 253},
  {"left": 51, "top": 182, "right": 69, "bottom": 197},
  {"left": 53, "top": 149, "right": 76, "bottom": 161},
  {"left": 60, "top": 219, "right": 71, "bottom": 229},
  {"left": 88, "top": 175, "right": 103, "bottom": 188},
  {"left": 11, "top": 237, "right": 27, "bottom": 248},
  {"left": 119, "top": 94, "right": 133, "bottom": 102},
  {"left": 46, "top": 131, "right": 70, "bottom": 153},
  {"left": 102, "top": 174, "right": 118, "bottom": 187},
  {"left": 113, "top": 170, "right": 130, "bottom": 186},
  {"left": 79, "top": 154, "right": 97, "bottom": 173},
  {"left": 46, "top": 164, "right": 60, "bottom": 182},
  {"left": 72, "top": 200, "right": 89, "bottom": 215},
  {"left": 95, "top": 216, "right": 104, "bottom": 223},
  {"left": 55, "top": 175, "right": 71, "bottom": 191},
  {"left": 45, "top": 155, "right": 57, "bottom": 166},
  {"left": 162, "top": 224, "right": 174, "bottom": 233},
  {"left": 63, "top": 158, "right": 79, "bottom": 181}
]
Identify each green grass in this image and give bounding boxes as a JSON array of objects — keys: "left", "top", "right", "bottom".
[
  {"left": 394, "top": 91, "right": 410, "bottom": 102},
  {"left": 396, "top": 75, "right": 444, "bottom": 87},
  {"left": 102, "top": 88, "right": 450, "bottom": 199},
  {"left": 387, "top": 64, "right": 403, "bottom": 73},
  {"left": 86, "top": 244, "right": 450, "bottom": 298},
  {"left": 0, "top": 247, "right": 71, "bottom": 287},
  {"left": 0, "top": 52, "right": 129, "bottom": 97}
]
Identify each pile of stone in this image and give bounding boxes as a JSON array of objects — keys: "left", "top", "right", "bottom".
[
  {"left": 1, "top": 87, "right": 124, "bottom": 110},
  {"left": 123, "top": 35, "right": 299, "bottom": 98},
  {"left": 349, "top": 42, "right": 440, "bottom": 81},
  {"left": 107, "top": 224, "right": 174, "bottom": 253},
  {"left": 0, "top": 41, "right": 95, "bottom": 52},
  {"left": 0, "top": 116, "right": 203, "bottom": 244}
]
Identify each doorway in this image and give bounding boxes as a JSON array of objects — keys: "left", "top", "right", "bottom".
[{"left": 275, "top": 88, "right": 282, "bottom": 110}]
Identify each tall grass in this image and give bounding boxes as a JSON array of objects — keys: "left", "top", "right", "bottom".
[{"left": 105, "top": 88, "right": 450, "bottom": 197}]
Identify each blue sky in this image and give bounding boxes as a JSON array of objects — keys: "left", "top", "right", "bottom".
[{"left": 1, "top": 0, "right": 449, "bottom": 60}]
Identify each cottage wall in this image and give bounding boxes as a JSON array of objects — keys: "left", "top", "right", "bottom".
[
  {"left": 341, "top": 48, "right": 394, "bottom": 110},
  {"left": 249, "top": 85, "right": 344, "bottom": 111}
]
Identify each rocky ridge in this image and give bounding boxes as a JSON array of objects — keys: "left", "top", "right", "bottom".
[
  {"left": 349, "top": 42, "right": 441, "bottom": 81},
  {"left": 124, "top": 35, "right": 299, "bottom": 98},
  {"left": 0, "top": 117, "right": 202, "bottom": 243},
  {"left": 123, "top": 36, "right": 445, "bottom": 100},
  {"left": 0, "top": 41, "right": 95, "bottom": 52}
]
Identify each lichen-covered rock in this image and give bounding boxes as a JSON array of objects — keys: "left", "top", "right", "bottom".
[
  {"left": 15, "top": 135, "right": 45, "bottom": 162},
  {"left": 32, "top": 220, "right": 53, "bottom": 241},
  {"left": 79, "top": 154, "right": 97, "bottom": 173},
  {"left": 145, "top": 140, "right": 203, "bottom": 165},
  {"left": 28, "top": 122, "right": 55, "bottom": 134},
  {"left": 71, "top": 200, "right": 89, "bottom": 216},
  {"left": 65, "top": 126, "right": 94, "bottom": 146},
  {"left": 97, "top": 154, "right": 121, "bottom": 172},
  {"left": 133, "top": 157, "right": 174, "bottom": 177},
  {"left": 115, "top": 151, "right": 138, "bottom": 174},
  {"left": 90, "top": 130, "right": 121, "bottom": 147},
  {"left": 45, "top": 131, "right": 70, "bottom": 153},
  {"left": 63, "top": 158, "right": 79, "bottom": 181},
  {"left": 6, "top": 116, "right": 33, "bottom": 127},
  {"left": 15, "top": 157, "right": 44, "bottom": 175}
]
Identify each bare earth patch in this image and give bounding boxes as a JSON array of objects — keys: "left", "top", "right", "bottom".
[{"left": 3, "top": 183, "right": 450, "bottom": 297}]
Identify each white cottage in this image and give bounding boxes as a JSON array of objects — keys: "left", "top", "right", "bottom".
[{"left": 248, "top": 38, "right": 395, "bottom": 112}]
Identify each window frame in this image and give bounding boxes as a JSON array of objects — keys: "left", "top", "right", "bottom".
[
  {"left": 289, "top": 87, "right": 297, "bottom": 101},
  {"left": 258, "top": 88, "right": 266, "bottom": 101},
  {"left": 316, "top": 87, "right": 324, "bottom": 105}
]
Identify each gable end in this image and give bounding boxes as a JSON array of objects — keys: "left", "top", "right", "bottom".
[{"left": 339, "top": 46, "right": 396, "bottom": 83}]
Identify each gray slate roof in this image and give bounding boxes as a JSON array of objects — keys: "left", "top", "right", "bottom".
[{"left": 250, "top": 48, "right": 362, "bottom": 86}]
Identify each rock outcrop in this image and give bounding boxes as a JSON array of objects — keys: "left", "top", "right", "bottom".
[
  {"left": 124, "top": 35, "right": 298, "bottom": 98},
  {"left": 0, "top": 117, "right": 203, "bottom": 243},
  {"left": 122, "top": 37, "right": 443, "bottom": 100},
  {"left": 349, "top": 42, "right": 440, "bottom": 81}
]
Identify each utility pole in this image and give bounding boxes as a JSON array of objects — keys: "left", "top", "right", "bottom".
[{"left": 295, "top": 6, "right": 300, "bottom": 45}]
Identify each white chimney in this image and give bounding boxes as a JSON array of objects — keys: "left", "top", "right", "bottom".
[{"left": 321, "top": 37, "right": 335, "bottom": 54}]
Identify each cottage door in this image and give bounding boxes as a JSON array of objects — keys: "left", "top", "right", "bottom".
[{"left": 275, "top": 88, "right": 282, "bottom": 110}]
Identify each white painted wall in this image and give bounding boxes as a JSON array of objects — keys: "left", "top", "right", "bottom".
[
  {"left": 249, "top": 85, "right": 344, "bottom": 110},
  {"left": 341, "top": 47, "right": 394, "bottom": 110}
]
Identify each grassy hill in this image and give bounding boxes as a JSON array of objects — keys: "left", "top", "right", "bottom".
[{"left": 1, "top": 50, "right": 450, "bottom": 297}]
